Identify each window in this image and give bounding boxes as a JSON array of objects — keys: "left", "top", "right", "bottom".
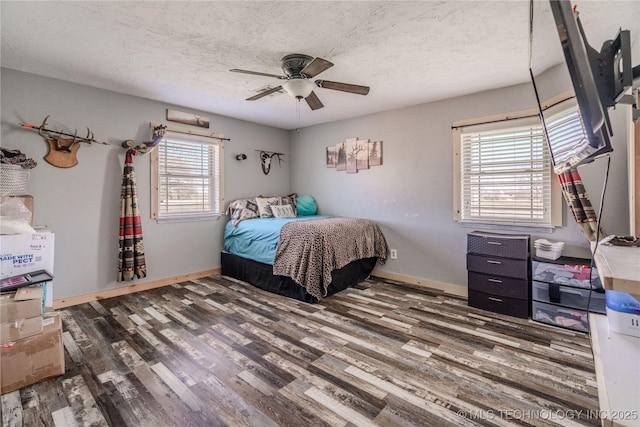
[
  {"left": 454, "top": 111, "right": 561, "bottom": 228},
  {"left": 151, "top": 126, "right": 224, "bottom": 222}
]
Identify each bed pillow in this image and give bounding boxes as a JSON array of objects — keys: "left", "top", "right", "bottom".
[
  {"left": 255, "top": 196, "right": 281, "bottom": 218},
  {"left": 271, "top": 204, "right": 296, "bottom": 218},
  {"left": 296, "top": 195, "right": 317, "bottom": 216},
  {"left": 279, "top": 193, "right": 298, "bottom": 214},
  {"left": 226, "top": 198, "right": 259, "bottom": 226}
]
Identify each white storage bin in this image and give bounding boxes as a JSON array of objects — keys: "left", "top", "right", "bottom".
[{"left": 606, "top": 290, "right": 640, "bottom": 338}]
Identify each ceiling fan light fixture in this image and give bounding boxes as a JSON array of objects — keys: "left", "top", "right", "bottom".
[{"left": 281, "top": 79, "right": 315, "bottom": 99}]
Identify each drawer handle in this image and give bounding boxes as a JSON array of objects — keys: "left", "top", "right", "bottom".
[
  {"left": 488, "top": 279, "right": 503, "bottom": 283},
  {"left": 488, "top": 297, "right": 503, "bottom": 302},
  {"left": 486, "top": 260, "right": 502, "bottom": 265},
  {"left": 487, "top": 241, "right": 502, "bottom": 245}
]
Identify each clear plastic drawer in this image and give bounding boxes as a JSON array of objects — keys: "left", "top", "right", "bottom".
[
  {"left": 532, "top": 260, "right": 602, "bottom": 290},
  {"left": 532, "top": 281, "right": 605, "bottom": 313},
  {"left": 532, "top": 301, "right": 589, "bottom": 332}
]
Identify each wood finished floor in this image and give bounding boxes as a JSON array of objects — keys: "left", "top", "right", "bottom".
[{"left": 1, "top": 275, "right": 601, "bottom": 427}]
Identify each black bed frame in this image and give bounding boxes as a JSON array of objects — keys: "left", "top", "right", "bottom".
[{"left": 220, "top": 251, "right": 377, "bottom": 303}]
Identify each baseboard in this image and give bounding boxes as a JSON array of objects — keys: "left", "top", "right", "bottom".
[
  {"left": 53, "top": 268, "right": 221, "bottom": 309},
  {"left": 371, "top": 269, "right": 467, "bottom": 298}
]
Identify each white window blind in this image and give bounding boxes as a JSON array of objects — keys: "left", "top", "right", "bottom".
[
  {"left": 152, "top": 129, "right": 223, "bottom": 222},
  {"left": 459, "top": 119, "right": 552, "bottom": 226}
]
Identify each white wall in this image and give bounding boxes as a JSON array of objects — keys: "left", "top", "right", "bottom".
[
  {"left": 1, "top": 68, "right": 290, "bottom": 301},
  {"left": 289, "top": 81, "right": 632, "bottom": 290}
]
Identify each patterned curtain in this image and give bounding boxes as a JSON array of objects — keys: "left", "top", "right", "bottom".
[
  {"left": 558, "top": 168, "right": 604, "bottom": 242},
  {"left": 117, "top": 149, "right": 147, "bottom": 281}
]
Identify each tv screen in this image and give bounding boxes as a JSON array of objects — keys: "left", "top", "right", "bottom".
[{"left": 529, "top": 0, "right": 625, "bottom": 174}]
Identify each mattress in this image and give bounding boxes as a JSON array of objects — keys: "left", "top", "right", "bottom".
[{"left": 223, "top": 215, "right": 331, "bottom": 265}]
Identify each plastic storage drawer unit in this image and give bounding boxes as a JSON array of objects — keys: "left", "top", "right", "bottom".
[{"left": 467, "top": 231, "right": 530, "bottom": 318}]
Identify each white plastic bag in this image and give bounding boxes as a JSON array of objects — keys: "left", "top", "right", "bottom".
[{"left": 0, "top": 198, "right": 35, "bottom": 234}]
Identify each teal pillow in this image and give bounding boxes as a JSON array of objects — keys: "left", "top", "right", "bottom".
[{"left": 296, "top": 195, "right": 317, "bottom": 216}]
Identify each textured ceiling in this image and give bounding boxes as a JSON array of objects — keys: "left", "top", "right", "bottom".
[{"left": 1, "top": 1, "right": 638, "bottom": 130}]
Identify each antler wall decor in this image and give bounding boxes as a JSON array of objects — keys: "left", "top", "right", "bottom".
[
  {"left": 20, "top": 115, "right": 109, "bottom": 168},
  {"left": 255, "top": 150, "right": 285, "bottom": 175}
]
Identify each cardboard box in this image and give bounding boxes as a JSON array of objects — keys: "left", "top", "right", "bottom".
[
  {"left": 0, "top": 196, "right": 34, "bottom": 225},
  {"left": 0, "top": 316, "right": 42, "bottom": 344},
  {"left": 1, "top": 315, "right": 64, "bottom": 394},
  {"left": 0, "top": 292, "right": 42, "bottom": 322},
  {"left": 0, "top": 231, "right": 54, "bottom": 307}
]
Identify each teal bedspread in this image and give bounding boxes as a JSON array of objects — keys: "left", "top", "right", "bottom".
[{"left": 223, "top": 215, "right": 331, "bottom": 265}]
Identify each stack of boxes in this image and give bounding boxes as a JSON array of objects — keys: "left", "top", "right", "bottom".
[
  {"left": 0, "top": 195, "right": 64, "bottom": 394},
  {"left": 0, "top": 289, "right": 64, "bottom": 394}
]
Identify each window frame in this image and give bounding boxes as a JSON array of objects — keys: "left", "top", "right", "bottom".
[
  {"left": 453, "top": 107, "right": 562, "bottom": 229},
  {"left": 150, "top": 123, "right": 225, "bottom": 223}
]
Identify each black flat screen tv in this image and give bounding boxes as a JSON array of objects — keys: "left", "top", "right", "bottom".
[{"left": 529, "top": 0, "right": 633, "bottom": 174}]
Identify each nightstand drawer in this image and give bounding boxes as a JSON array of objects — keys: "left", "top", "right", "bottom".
[
  {"left": 468, "top": 290, "right": 529, "bottom": 318},
  {"left": 468, "top": 271, "right": 528, "bottom": 299},
  {"left": 467, "top": 231, "right": 529, "bottom": 259},
  {"left": 532, "top": 281, "right": 605, "bottom": 313},
  {"left": 467, "top": 254, "right": 528, "bottom": 279}
]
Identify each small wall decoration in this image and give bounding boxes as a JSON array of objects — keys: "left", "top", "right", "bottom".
[
  {"left": 121, "top": 124, "right": 167, "bottom": 155},
  {"left": 256, "top": 150, "right": 285, "bottom": 175},
  {"left": 327, "top": 137, "right": 382, "bottom": 174},
  {"left": 326, "top": 146, "right": 337, "bottom": 167},
  {"left": 336, "top": 142, "right": 346, "bottom": 171},
  {"left": 369, "top": 140, "right": 382, "bottom": 166},
  {"left": 346, "top": 138, "right": 358, "bottom": 174},
  {"left": 166, "top": 109, "right": 210, "bottom": 128},
  {"left": 356, "top": 139, "right": 369, "bottom": 170}
]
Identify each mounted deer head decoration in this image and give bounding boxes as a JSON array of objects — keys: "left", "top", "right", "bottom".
[
  {"left": 20, "top": 115, "right": 109, "bottom": 168},
  {"left": 258, "top": 150, "right": 285, "bottom": 175}
]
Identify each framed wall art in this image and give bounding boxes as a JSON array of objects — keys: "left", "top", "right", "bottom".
[{"left": 166, "top": 109, "right": 210, "bottom": 128}]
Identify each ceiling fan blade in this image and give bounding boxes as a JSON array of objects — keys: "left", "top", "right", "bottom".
[
  {"left": 315, "top": 80, "right": 370, "bottom": 95},
  {"left": 246, "top": 86, "right": 283, "bottom": 101},
  {"left": 230, "top": 69, "right": 285, "bottom": 79},
  {"left": 305, "top": 91, "right": 324, "bottom": 110},
  {"left": 300, "top": 58, "right": 334, "bottom": 78}
]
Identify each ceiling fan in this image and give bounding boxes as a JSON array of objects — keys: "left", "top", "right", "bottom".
[{"left": 230, "top": 54, "right": 370, "bottom": 110}]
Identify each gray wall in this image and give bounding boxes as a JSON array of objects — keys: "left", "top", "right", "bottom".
[
  {"left": 1, "top": 68, "right": 290, "bottom": 301},
  {"left": 1, "top": 64, "right": 634, "bottom": 300},
  {"left": 289, "top": 81, "right": 633, "bottom": 290}
]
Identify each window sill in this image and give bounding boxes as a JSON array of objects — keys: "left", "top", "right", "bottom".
[
  {"left": 156, "top": 214, "right": 221, "bottom": 224},
  {"left": 457, "top": 221, "right": 554, "bottom": 234}
]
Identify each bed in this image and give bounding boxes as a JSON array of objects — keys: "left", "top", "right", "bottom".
[{"left": 221, "top": 201, "right": 388, "bottom": 303}]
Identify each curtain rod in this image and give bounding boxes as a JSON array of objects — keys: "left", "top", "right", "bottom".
[
  {"left": 451, "top": 93, "right": 576, "bottom": 130},
  {"left": 152, "top": 122, "right": 230, "bottom": 141},
  {"left": 451, "top": 113, "right": 540, "bottom": 130}
]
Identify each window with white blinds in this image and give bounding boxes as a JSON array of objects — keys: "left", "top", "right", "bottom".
[
  {"left": 458, "top": 118, "right": 552, "bottom": 227},
  {"left": 151, "top": 128, "right": 223, "bottom": 222}
]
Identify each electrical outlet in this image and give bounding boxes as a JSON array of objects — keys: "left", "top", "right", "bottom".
[{"left": 390, "top": 249, "right": 398, "bottom": 259}]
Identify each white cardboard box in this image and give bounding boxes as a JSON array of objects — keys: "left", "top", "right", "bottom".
[{"left": 0, "top": 231, "right": 54, "bottom": 307}]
